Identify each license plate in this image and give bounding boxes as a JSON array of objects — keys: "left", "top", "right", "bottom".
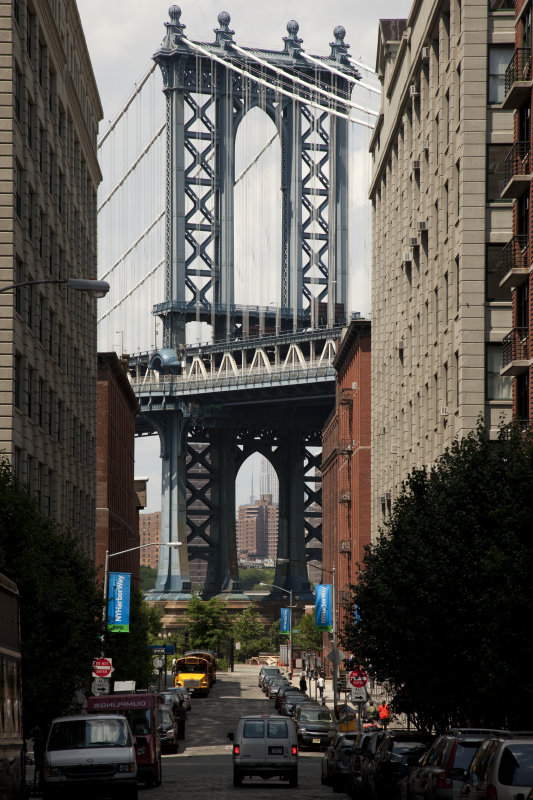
[
  {"left": 313, "top": 738, "right": 321, "bottom": 744},
  {"left": 269, "top": 746, "right": 283, "bottom": 754}
]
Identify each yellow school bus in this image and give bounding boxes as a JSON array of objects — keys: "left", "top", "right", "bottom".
[
  {"left": 185, "top": 650, "right": 217, "bottom": 686},
  {"left": 174, "top": 656, "right": 210, "bottom": 697}
]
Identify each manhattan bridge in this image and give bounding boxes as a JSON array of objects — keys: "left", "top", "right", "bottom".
[{"left": 97, "top": 6, "right": 379, "bottom": 605}]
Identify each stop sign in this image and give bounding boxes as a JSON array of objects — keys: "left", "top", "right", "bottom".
[
  {"left": 349, "top": 668, "right": 368, "bottom": 688},
  {"left": 92, "top": 657, "right": 113, "bottom": 678}
]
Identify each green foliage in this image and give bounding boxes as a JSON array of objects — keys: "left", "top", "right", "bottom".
[
  {"left": 239, "top": 567, "right": 275, "bottom": 591},
  {"left": 231, "top": 605, "right": 270, "bottom": 662},
  {"left": 186, "top": 595, "right": 233, "bottom": 655},
  {"left": 342, "top": 422, "right": 533, "bottom": 732},
  {"left": 139, "top": 565, "right": 157, "bottom": 591},
  {"left": 292, "top": 612, "right": 323, "bottom": 652},
  {"left": 105, "top": 590, "right": 162, "bottom": 688},
  {"left": 0, "top": 458, "right": 102, "bottom": 734}
]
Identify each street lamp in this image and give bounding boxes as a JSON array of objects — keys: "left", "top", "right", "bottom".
[
  {"left": 102, "top": 541, "right": 182, "bottom": 651},
  {"left": 317, "top": 564, "right": 339, "bottom": 711},
  {"left": 0, "top": 277, "right": 110, "bottom": 298},
  {"left": 260, "top": 581, "right": 293, "bottom": 679}
]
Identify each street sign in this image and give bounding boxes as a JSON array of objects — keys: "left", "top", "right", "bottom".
[
  {"left": 153, "top": 657, "right": 164, "bottom": 669},
  {"left": 351, "top": 686, "right": 367, "bottom": 703},
  {"left": 92, "top": 657, "right": 113, "bottom": 678},
  {"left": 349, "top": 668, "right": 368, "bottom": 688},
  {"left": 327, "top": 647, "right": 347, "bottom": 666},
  {"left": 91, "top": 677, "right": 111, "bottom": 695}
]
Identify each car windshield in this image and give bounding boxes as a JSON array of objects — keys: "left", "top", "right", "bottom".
[
  {"left": 48, "top": 719, "right": 131, "bottom": 750},
  {"left": 454, "top": 741, "right": 485, "bottom": 770},
  {"left": 299, "top": 708, "right": 334, "bottom": 723},
  {"left": 498, "top": 744, "right": 533, "bottom": 786},
  {"left": 126, "top": 709, "right": 150, "bottom": 736},
  {"left": 392, "top": 741, "right": 428, "bottom": 755}
]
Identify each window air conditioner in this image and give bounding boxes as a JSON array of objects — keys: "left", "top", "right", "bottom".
[
  {"left": 410, "top": 84, "right": 420, "bottom": 98},
  {"left": 402, "top": 250, "right": 413, "bottom": 263},
  {"left": 379, "top": 426, "right": 386, "bottom": 435},
  {"left": 421, "top": 46, "right": 430, "bottom": 62},
  {"left": 417, "top": 220, "right": 428, "bottom": 231},
  {"left": 396, "top": 339, "right": 405, "bottom": 350},
  {"left": 440, "top": 406, "right": 449, "bottom": 416},
  {"left": 412, "top": 159, "right": 421, "bottom": 171},
  {"left": 422, "top": 138, "right": 429, "bottom": 151},
  {"left": 385, "top": 492, "right": 392, "bottom": 501},
  {"left": 409, "top": 235, "right": 420, "bottom": 247}
]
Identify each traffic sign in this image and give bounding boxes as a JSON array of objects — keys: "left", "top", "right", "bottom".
[
  {"left": 351, "top": 686, "right": 367, "bottom": 703},
  {"left": 92, "top": 657, "right": 113, "bottom": 678},
  {"left": 92, "top": 677, "right": 111, "bottom": 695},
  {"left": 349, "top": 668, "right": 368, "bottom": 688}
]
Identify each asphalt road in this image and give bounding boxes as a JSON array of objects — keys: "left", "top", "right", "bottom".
[{"left": 144, "top": 663, "right": 337, "bottom": 799}]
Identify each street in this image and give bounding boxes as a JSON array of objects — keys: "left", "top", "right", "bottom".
[{"left": 145, "top": 663, "right": 332, "bottom": 799}]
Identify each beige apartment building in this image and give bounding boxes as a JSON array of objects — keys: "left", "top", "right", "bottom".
[
  {"left": 370, "top": 0, "right": 515, "bottom": 538},
  {"left": 1, "top": 0, "right": 102, "bottom": 554}
]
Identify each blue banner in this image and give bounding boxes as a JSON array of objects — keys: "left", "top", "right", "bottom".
[
  {"left": 280, "top": 607, "right": 290, "bottom": 635},
  {"left": 315, "top": 584, "right": 333, "bottom": 631},
  {"left": 108, "top": 572, "right": 131, "bottom": 633}
]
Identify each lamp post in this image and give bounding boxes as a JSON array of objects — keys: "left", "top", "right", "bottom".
[
  {"left": 260, "top": 581, "right": 293, "bottom": 679},
  {"left": 317, "top": 564, "right": 338, "bottom": 711},
  {"left": 0, "top": 277, "right": 110, "bottom": 297},
  {"left": 102, "top": 541, "right": 181, "bottom": 653}
]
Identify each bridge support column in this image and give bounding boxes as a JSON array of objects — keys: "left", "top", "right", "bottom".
[
  {"left": 155, "top": 412, "right": 191, "bottom": 595},
  {"left": 275, "top": 429, "right": 312, "bottom": 598},
  {"left": 204, "top": 428, "right": 240, "bottom": 596}
]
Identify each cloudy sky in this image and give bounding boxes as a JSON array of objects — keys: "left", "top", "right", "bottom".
[
  {"left": 77, "top": 0, "right": 411, "bottom": 128},
  {"left": 76, "top": 0, "right": 411, "bottom": 511}
]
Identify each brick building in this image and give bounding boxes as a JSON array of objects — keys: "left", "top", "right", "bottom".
[
  {"left": 236, "top": 494, "right": 279, "bottom": 558},
  {"left": 139, "top": 511, "right": 162, "bottom": 568},
  {"left": 96, "top": 353, "right": 141, "bottom": 588},
  {"left": 321, "top": 320, "right": 371, "bottom": 638},
  {"left": 500, "top": 0, "right": 532, "bottom": 424}
]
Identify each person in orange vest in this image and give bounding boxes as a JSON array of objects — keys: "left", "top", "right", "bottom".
[{"left": 377, "top": 699, "right": 391, "bottom": 729}]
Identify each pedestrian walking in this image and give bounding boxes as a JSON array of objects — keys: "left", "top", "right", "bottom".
[
  {"left": 299, "top": 673, "right": 307, "bottom": 693},
  {"left": 377, "top": 699, "right": 391, "bottom": 729},
  {"left": 365, "top": 699, "right": 377, "bottom": 722},
  {"left": 317, "top": 674, "right": 325, "bottom": 698}
]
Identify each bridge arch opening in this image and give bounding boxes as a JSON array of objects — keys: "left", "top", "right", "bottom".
[
  {"left": 235, "top": 452, "right": 279, "bottom": 566},
  {"left": 234, "top": 106, "right": 282, "bottom": 310}
]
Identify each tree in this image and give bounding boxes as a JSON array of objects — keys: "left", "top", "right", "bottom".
[
  {"left": 231, "top": 605, "right": 269, "bottom": 662},
  {"left": 342, "top": 422, "right": 533, "bottom": 732},
  {"left": 239, "top": 567, "right": 275, "bottom": 591},
  {"left": 292, "top": 612, "right": 323, "bottom": 653},
  {"left": 140, "top": 565, "right": 157, "bottom": 591},
  {"left": 0, "top": 459, "right": 102, "bottom": 733},
  {"left": 185, "top": 595, "right": 233, "bottom": 655}
]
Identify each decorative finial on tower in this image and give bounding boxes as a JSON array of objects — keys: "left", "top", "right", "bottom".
[
  {"left": 283, "top": 19, "right": 304, "bottom": 58},
  {"left": 330, "top": 25, "right": 352, "bottom": 65},
  {"left": 214, "top": 10, "right": 235, "bottom": 50},
  {"left": 162, "top": 5, "right": 186, "bottom": 49}
]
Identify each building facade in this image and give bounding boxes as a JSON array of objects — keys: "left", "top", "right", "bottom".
[
  {"left": 96, "top": 353, "right": 140, "bottom": 587},
  {"left": 139, "top": 511, "right": 162, "bottom": 569},
  {"left": 370, "top": 0, "right": 515, "bottom": 539},
  {"left": 236, "top": 494, "right": 279, "bottom": 559},
  {"left": 1, "top": 0, "right": 102, "bottom": 555},
  {"left": 321, "top": 320, "right": 371, "bottom": 647},
  {"left": 500, "top": 0, "right": 532, "bottom": 422}
]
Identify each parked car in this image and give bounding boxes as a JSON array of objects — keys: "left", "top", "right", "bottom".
[
  {"left": 328, "top": 732, "right": 360, "bottom": 793},
  {"left": 158, "top": 704, "right": 179, "bottom": 754},
  {"left": 263, "top": 673, "right": 289, "bottom": 695},
  {"left": 295, "top": 704, "right": 336, "bottom": 750},
  {"left": 371, "top": 730, "right": 433, "bottom": 800},
  {"left": 275, "top": 683, "right": 298, "bottom": 713},
  {"left": 258, "top": 665, "right": 281, "bottom": 688},
  {"left": 460, "top": 732, "right": 533, "bottom": 800},
  {"left": 160, "top": 686, "right": 191, "bottom": 712},
  {"left": 408, "top": 729, "right": 509, "bottom": 800},
  {"left": 348, "top": 729, "right": 383, "bottom": 797},
  {"left": 281, "top": 692, "right": 310, "bottom": 717},
  {"left": 360, "top": 728, "right": 388, "bottom": 798},
  {"left": 267, "top": 677, "right": 291, "bottom": 699},
  {"left": 228, "top": 714, "right": 298, "bottom": 787}
]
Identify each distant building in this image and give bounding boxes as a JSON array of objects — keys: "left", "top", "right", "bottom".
[
  {"left": 259, "top": 458, "right": 279, "bottom": 504},
  {"left": 236, "top": 494, "right": 279, "bottom": 558},
  {"left": 139, "top": 511, "right": 162, "bottom": 569}
]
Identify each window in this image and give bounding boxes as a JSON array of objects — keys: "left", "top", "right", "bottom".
[
  {"left": 486, "top": 244, "right": 511, "bottom": 301},
  {"left": 487, "top": 144, "right": 511, "bottom": 201},
  {"left": 488, "top": 0, "right": 515, "bottom": 10},
  {"left": 14, "top": 162, "right": 22, "bottom": 218},
  {"left": 455, "top": 160, "right": 460, "bottom": 216},
  {"left": 14, "top": 355, "right": 22, "bottom": 409},
  {"left": 486, "top": 343, "right": 511, "bottom": 400},
  {"left": 14, "top": 66, "right": 21, "bottom": 121},
  {"left": 488, "top": 45, "right": 514, "bottom": 104},
  {"left": 243, "top": 721, "right": 264, "bottom": 738},
  {"left": 444, "top": 91, "right": 450, "bottom": 147}
]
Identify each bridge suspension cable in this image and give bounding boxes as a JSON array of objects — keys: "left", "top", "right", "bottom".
[{"left": 181, "top": 35, "right": 375, "bottom": 129}]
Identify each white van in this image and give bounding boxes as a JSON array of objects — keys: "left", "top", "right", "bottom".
[
  {"left": 228, "top": 714, "right": 298, "bottom": 787},
  {"left": 43, "top": 714, "right": 137, "bottom": 799}
]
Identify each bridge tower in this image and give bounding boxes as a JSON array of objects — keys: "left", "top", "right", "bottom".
[{"left": 143, "top": 6, "right": 358, "bottom": 600}]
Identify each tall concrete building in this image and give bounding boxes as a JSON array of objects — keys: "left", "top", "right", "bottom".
[
  {"left": 236, "top": 494, "right": 279, "bottom": 559},
  {"left": 370, "top": 0, "right": 515, "bottom": 538},
  {"left": 1, "top": 0, "right": 103, "bottom": 554},
  {"left": 139, "top": 511, "right": 162, "bottom": 569}
]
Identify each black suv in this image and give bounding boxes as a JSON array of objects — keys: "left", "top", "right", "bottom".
[{"left": 369, "top": 730, "right": 434, "bottom": 799}]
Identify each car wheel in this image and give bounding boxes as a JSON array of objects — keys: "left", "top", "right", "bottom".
[{"left": 288, "top": 770, "right": 298, "bottom": 788}]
